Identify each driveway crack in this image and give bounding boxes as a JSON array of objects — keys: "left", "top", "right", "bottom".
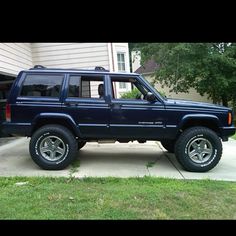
[
  {"left": 146, "top": 166, "right": 151, "bottom": 176},
  {"left": 156, "top": 142, "right": 186, "bottom": 180}
]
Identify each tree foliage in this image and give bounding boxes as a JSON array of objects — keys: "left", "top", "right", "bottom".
[{"left": 132, "top": 43, "right": 236, "bottom": 107}]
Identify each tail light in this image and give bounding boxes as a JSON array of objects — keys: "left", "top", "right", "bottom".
[
  {"left": 6, "top": 103, "right": 11, "bottom": 122},
  {"left": 228, "top": 112, "right": 232, "bottom": 126}
]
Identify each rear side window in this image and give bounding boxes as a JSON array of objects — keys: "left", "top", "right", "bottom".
[
  {"left": 20, "top": 74, "right": 63, "bottom": 97},
  {"left": 67, "top": 75, "right": 104, "bottom": 99}
]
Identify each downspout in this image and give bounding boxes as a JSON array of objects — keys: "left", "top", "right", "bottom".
[
  {"left": 110, "top": 43, "right": 117, "bottom": 98},
  {"left": 110, "top": 42, "right": 115, "bottom": 72}
]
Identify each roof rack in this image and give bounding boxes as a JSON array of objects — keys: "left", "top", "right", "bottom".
[
  {"left": 94, "top": 66, "right": 109, "bottom": 72},
  {"left": 30, "top": 65, "right": 109, "bottom": 72},
  {"left": 32, "top": 65, "right": 46, "bottom": 69}
]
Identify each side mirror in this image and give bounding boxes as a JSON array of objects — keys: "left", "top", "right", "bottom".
[{"left": 146, "top": 92, "right": 156, "bottom": 102}]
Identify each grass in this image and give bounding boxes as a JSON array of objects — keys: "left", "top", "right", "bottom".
[
  {"left": 146, "top": 161, "right": 155, "bottom": 168},
  {"left": 0, "top": 177, "right": 236, "bottom": 219},
  {"left": 231, "top": 133, "right": 236, "bottom": 140},
  {"left": 69, "top": 159, "right": 80, "bottom": 175}
]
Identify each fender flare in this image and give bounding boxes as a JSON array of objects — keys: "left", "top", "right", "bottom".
[
  {"left": 178, "top": 114, "right": 221, "bottom": 130},
  {"left": 31, "top": 113, "right": 81, "bottom": 137}
]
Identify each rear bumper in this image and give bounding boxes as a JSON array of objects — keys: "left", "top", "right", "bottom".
[
  {"left": 220, "top": 126, "right": 236, "bottom": 141},
  {"left": 1, "top": 122, "right": 32, "bottom": 136}
]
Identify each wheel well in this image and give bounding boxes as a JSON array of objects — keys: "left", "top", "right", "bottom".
[
  {"left": 32, "top": 118, "right": 78, "bottom": 137},
  {"left": 181, "top": 119, "right": 220, "bottom": 134}
]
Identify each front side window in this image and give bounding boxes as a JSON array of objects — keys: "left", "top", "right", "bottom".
[
  {"left": 20, "top": 74, "right": 63, "bottom": 97},
  {"left": 111, "top": 76, "right": 149, "bottom": 100}
]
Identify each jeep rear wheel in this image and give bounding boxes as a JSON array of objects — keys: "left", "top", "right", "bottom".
[
  {"left": 30, "top": 125, "right": 78, "bottom": 170},
  {"left": 175, "top": 126, "right": 222, "bottom": 172}
]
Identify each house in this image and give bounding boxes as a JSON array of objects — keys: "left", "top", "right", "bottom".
[
  {"left": 132, "top": 51, "right": 212, "bottom": 103},
  {"left": 0, "top": 42, "right": 130, "bottom": 94},
  {"left": 0, "top": 43, "right": 131, "bottom": 136}
]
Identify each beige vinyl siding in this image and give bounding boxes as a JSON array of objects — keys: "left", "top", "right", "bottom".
[
  {"left": 144, "top": 75, "right": 213, "bottom": 103},
  {"left": 159, "top": 86, "right": 213, "bottom": 103},
  {"left": 0, "top": 43, "right": 33, "bottom": 76},
  {"left": 32, "top": 43, "right": 110, "bottom": 70}
]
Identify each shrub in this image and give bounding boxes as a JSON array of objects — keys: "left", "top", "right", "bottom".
[{"left": 121, "top": 88, "right": 141, "bottom": 99}]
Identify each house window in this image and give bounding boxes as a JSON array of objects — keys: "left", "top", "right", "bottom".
[
  {"left": 117, "top": 53, "right": 126, "bottom": 89},
  {"left": 117, "top": 53, "right": 126, "bottom": 72},
  {"left": 119, "top": 82, "right": 127, "bottom": 89}
]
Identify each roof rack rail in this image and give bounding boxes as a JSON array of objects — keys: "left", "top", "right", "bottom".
[
  {"left": 94, "top": 66, "right": 109, "bottom": 72},
  {"left": 29, "top": 65, "right": 110, "bottom": 72},
  {"left": 30, "top": 65, "right": 46, "bottom": 69}
]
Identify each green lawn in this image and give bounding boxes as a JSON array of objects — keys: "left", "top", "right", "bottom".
[
  {"left": 0, "top": 177, "right": 236, "bottom": 219},
  {"left": 231, "top": 133, "right": 236, "bottom": 140}
]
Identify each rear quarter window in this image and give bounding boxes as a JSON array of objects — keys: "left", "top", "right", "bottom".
[{"left": 20, "top": 74, "right": 64, "bottom": 97}]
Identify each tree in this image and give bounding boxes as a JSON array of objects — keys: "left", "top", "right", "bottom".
[{"left": 132, "top": 43, "right": 236, "bottom": 107}]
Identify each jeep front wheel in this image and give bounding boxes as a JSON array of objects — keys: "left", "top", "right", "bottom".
[
  {"left": 175, "top": 126, "right": 222, "bottom": 172},
  {"left": 30, "top": 125, "right": 78, "bottom": 170}
]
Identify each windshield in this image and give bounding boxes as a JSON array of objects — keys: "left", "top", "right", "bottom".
[{"left": 139, "top": 75, "right": 167, "bottom": 101}]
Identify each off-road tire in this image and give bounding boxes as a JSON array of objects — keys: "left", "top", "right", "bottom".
[
  {"left": 175, "top": 126, "right": 222, "bottom": 172},
  {"left": 29, "top": 125, "right": 78, "bottom": 170}
]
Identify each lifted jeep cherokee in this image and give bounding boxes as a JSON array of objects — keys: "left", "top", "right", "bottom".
[{"left": 2, "top": 66, "right": 235, "bottom": 172}]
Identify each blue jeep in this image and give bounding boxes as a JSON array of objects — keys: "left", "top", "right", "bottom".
[{"left": 2, "top": 66, "right": 235, "bottom": 171}]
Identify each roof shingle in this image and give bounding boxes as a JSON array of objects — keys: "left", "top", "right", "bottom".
[{"left": 134, "top": 59, "right": 159, "bottom": 74}]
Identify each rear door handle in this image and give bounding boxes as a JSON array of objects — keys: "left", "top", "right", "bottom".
[{"left": 110, "top": 103, "right": 122, "bottom": 109}]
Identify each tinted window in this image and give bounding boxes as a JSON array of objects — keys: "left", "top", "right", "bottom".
[
  {"left": 0, "top": 82, "right": 13, "bottom": 101},
  {"left": 68, "top": 76, "right": 80, "bottom": 97},
  {"left": 20, "top": 74, "right": 63, "bottom": 97}
]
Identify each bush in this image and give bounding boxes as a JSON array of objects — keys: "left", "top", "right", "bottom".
[
  {"left": 121, "top": 88, "right": 141, "bottom": 99},
  {"left": 121, "top": 88, "right": 166, "bottom": 99},
  {"left": 158, "top": 90, "right": 166, "bottom": 98}
]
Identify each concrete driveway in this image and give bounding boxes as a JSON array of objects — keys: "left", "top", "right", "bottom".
[{"left": 0, "top": 137, "right": 235, "bottom": 181}]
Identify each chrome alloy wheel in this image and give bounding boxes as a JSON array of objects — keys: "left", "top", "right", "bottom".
[
  {"left": 187, "top": 137, "right": 213, "bottom": 163},
  {"left": 39, "top": 136, "right": 66, "bottom": 161}
]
